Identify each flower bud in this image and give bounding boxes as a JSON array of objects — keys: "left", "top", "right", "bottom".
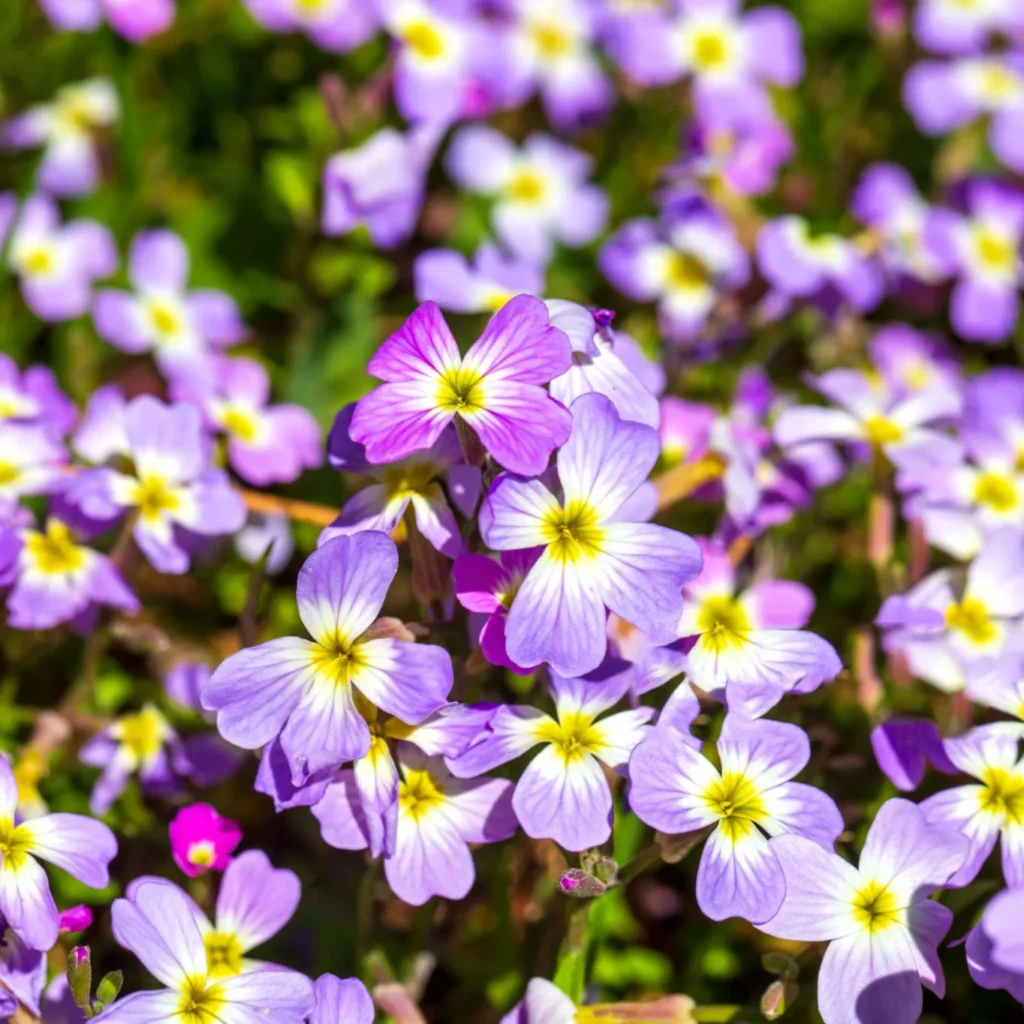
[
  {"left": 761, "top": 980, "right": 799, "bottom": 1020},
  {"left": 558, "top": 868, "right": 607, "bottom": 898}
]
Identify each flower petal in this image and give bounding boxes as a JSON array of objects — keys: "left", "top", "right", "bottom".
[
  {"left": 696, "top": 823, "right": 785, "bottom": 924},
  {"left": 216, "top": 850, "right": 300, "bottom": 952}
]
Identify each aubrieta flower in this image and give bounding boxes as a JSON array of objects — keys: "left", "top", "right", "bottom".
[
  {"left": 38, "top": 0, "right": 175, "bottom": 41},
  {"left": 481, "top": 392, "right": 702, "bottom": 677},
  {"left": 606, "top": 614, "right": 688, "bottom": 699},
  {"left": 67, "top": 395, "right": 246, "bottom": 574},
  {"left": 600, "top": 193, "right": 749, "bottom": 345},
  {"left": 876, "top": 530, "right": 1024, "bottom": 693},
  {"left": 322, "top": 124, "right": 441, "bottom": 249},
  {"left": 323, "top": 404, "right": 478, "bottom": 559},
  {"left": 203, "top": 532, "right": 453, "bottom": 786},
  {"left": 870, "top": 717, "right": 956, "bottom": 792},
  {"left": 630, "top": 714, "right": 843, "bottom": 924},
  {"left": 920, "top": 723, "right": 1024, "bottom": 887},
  {"left": 314, "top": 747, "right": 517, "bottom": 906},
  {"left": 2, "top": 78, "right": 118, "bottom": 197},
  {"left": 912, "top": 0, "right": 1021, "bottom": 54},
  {"left": 757, "top": 216, "right": 884, "bottom": 316},
  {"left": 501, "top": 977, "right": 696, "bottom": 1024},
  {"left": 966, "top": 887, "right": 1024, "bottom": 1004},
  {"left": 774, "top": 366, "right": 961, "bottom": 472},
  {"left": 451, "top": 664, "right": 652, "bottom": 850},
  {"left": 0, "top": 423, "right": 67, "bottom": 504},
  {"left": 310, "top": 974, "right": 374, "bottom": 1024},
  {"left": 171, "top": 356, "right": 322, "bottom": 487},
  {"left": 169, "top": 803, "right": 242, "bottom": 877},
  {"left": 758, "top": 799, "right": 967, "bottom": 1024},
  {"left": 613, "top": 0, "right": 803, "bottom": 107},
  {"left": 350, "top": 296, "right": 572, "bottom": 477},
  {"left": 904, "top": 54, "right": 1024, "bottom": 177},
  {"left": 127, "top": 850, "right": 300, "bottom": 976},
  {"left": 93, "top": 230, "right": 246, "bottom": 378},
  {"left": 0, "top": 354, "right": 75, "bottom": 435},
  {"left": 414, "top": 243, "right": 543, "bottom": 314},
  {"left": 0, "top": 193, "right": 116, "bottom": 322},
  {"left": 679, "top": 539, "right": 840, "bottom": 716},
  {"left": 923, "top": 179, "right": 1024, "bottom": 343},
  {"left": 0, "top": 516, "right": 138, "bottom": 632},
  {"left": 103, "top": 880, "right": 314, "bottom": 1024},
  {"left": 0, "top": 756, "right": 117, "bottom": 950},
  {"left": 445, "top": 126, "right": 608, "bottom": 265},
  {"left": 241, "top": 0, "right": 379, "bottom": 52}
]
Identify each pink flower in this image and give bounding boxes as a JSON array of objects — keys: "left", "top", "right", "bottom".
[
  {"left": 169, "top": 803, "right": 242, "bottom": 877},
  {"left": 59, "top": 906, "right": 93, "bottom": 933}
]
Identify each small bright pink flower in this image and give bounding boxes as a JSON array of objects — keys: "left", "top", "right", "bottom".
[
  {"left": 59, "top": 906, "right": 93, "bottom": 933},
  {"left": 168, "top": 803, "right": 242, "bottom": 877}
]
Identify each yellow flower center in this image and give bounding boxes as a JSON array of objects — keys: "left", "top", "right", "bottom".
[
  {"left": 114, "top": 707, "right": 166, "bottom": 765},
  {"left": 221, "top": 407, "right": 260, "bottom": 444},
  {"left": 506, "top": 169, "right": 547, "bottom": 205},
  {"left": 294, "top": 0, "right": 328, "bottom": 11},
  {"left": 57, "top": 94, "right": 100, "bottom": 133},
  {"left": 0, "top": 818, "right": 34, "bottom": 873},
  {"left": 177, "top": 978, "right": 226, "bottom": 1024},
  {"left": 945, "top": 597, "right": 997, "bottom": 647},
  {"left": 974, "top": 228, "right": 1017, "bottom": 274},
  {"left": 399, "top": 769, "right": 445, "bottom": 822},
  {"left": 204, "top": 932, "right": 244, "bottom": 979},
  {"left": 862, "top": 416, "right": 903, "bottom": 447},
  {"left": 13, "top": 751, "right": 45, "bottom": 811},
  {"left": 24, "top": 521, "right": 86, "bottom": 576},
  {"left": 690, "top": 29, "right": 730, "bottom": 72},
  {"left": 482, "top": 289, "right": 515, "bottom": 312},
  {"left": 133, "top": 474, "right": 181, "bottom": 521},
  {"left": 531, "top": 21, "right": 572, "bottom": 58},
  {"left": 703, "top": 771, "right": 766, "bottom": 842},
  {"left": 402, "top": 21, "right": 445, "bottom": 60},
  {"left": 188, "top": 841, "right": 216, "bottom": 868},
  {"left": 495, "top": 570, "right": 526, "bottom": 610},
  {"left": 382, "top": 461, "right": 438, "bottom": 499},
  {"left": 311, "top": 635, "right": 369, "bottom": 688},
  {"left": 665, "top": 252, "right": 710, "bottom": 292},
  {"left": 978, "top": 64, "right": 1020, "bottom": 104},
  {"left": 20, "top": 246, "right": 55, "bottom": 276},
  {"left": 148, "top": 300, "right": 181, "bottom": 337},
  {"left": 851, "top": 880, "right": 901, "bottom": 934},
  {"left": 974, "top": 471, "right": 1019, "bottom": 513},
  {"left": 541, "top": 500, "right": 604, "bottom": 563},
  {"left": 436, "top": 366, "right": 485, "bottom": 415},
  {"left": 979, "top": 766, "right": 1024, "bottom": 825},
  {"left": 695, "top": 595, "right": 751, "bottom": 654},
  {"left": 535, "top": 711, "right": 604, "bottom": 764},
  {"left": 0, "top": 463, "right": 19, "bottom": 486}
]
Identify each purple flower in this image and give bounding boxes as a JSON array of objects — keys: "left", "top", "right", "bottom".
[
  {"left": 171, "top": 356, "right": 322, "bottom": 486},
  {"left": 322, "top": 125, "right": 441, "bottom": 249},
  {"left": 450, "top": 662, "right": 651, "bottom": 850},
  {"left": 757, "top": 216, "right": 884, "bottom": 315},
  {"left": 0, "top": 757, "right": 116, "bottom": 951},
  {"left": 545, "top": 300, "right": 662, "bottom": 429},
  {"left": 241, "top": 0, "right": 379, "bottom": 52},
  {"left": 66, "top": 395, "right": 246, "bottom": 574},
  {"left": 920, "top": 722, "right": 1024, "bottom": 887},
  {"left": 234, "top": 514, "right": 294, "bottom": 575},
  {"left": 481, "top": 392, "right": 702, "bottom": 677},
  {"left": 630, "top": 714, "right": 843, "bottom": 924},
  {"left": 311, "top": 974, "right": 374, "bottom": 1024},
  {"left": 103, "top": 879, "right": 314, "bottom": 1023},
  {"left": 202, "top": 532, "right": 453, "bottom": 786},
  {"left": 870, "top": 718, "right": 957, "bottom": 792},
  {"left": 965, "top": 646, "right": 1024, "bottom": 722},
  {"left": 0, "top": 354, "right": 75, "bottom": 435},
  {"left": 93, "top": 230, "right": 246, "bottom": 378},
  {"left": 169, "top": 803, "right": 242, "bottom": 877},
  {"left": 0, "top": 423, "right": 67, "bottom": 504},
  {"left": 38, "top": 0, "right": 175, "bottom": 40},
  {"left": 912, "top": 0, "right": 1022, "bottom": 54},
  {"left": 500, "top": 977, "right": 696, "bottom": 1024},
  {"left": 600, "top": 199, "right": 749, "bottom": 344},
  {"left": 350, "top": 296, "right": 572, "bottom": 476},
  {"left": 1, "top": 517, "right": 138, "bottom": 631},
  {"left": 2, "top": 79, "right": 118, "bottom": 197},
  {"left": 313, "top": 747, "right": 517, "bottom": 906},
  {"left": 414, "top": 243, "right": 543, "bottom": 313},
  {"left": 323, "top": 404, "right": 479, "bottom": 559},
  {"left": 679, "top": 538, "right": 840, "bottom": 716},
  {"left": 0, "top": 919, "right": 46, "bottom": 1018},
  {"left": 876, "top": 530, "right": 1024, "bottom": 692},
  {"left": 606, "top": 614, "right": 688, "bottom": 698},
  {"left": 659, "top": 396, "right": 716, "bottom": 465},
  {"left": 867, "top": 324, "right": 961, "bottom": 400},
  {"left": 445, "top": 127, "right": 608, "bottom": 264},
  {"left": 966, "top": 887, "right": 1024, "bottom": 1003},
  {"left": 0, "top": 194, "right": 116, "bottom": 322},
  {"left": 922, "top": 179, "right": 1024, "bottom": 343},
  {"left": 454, "top": 549, "right": 541, "bottom": 674},
  {"left": 759, "top": 799, "right": 967, "bottom": 1024}
]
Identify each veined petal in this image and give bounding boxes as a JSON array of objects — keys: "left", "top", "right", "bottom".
[
  {"left": 446, "top": 705, "right": 550, "bottom": 778},
  {"left": 942, "top": 723, "right": 1023, "bottom": 779},
  {"left": 718, "top": 715, "right": 810, "bottom": 792},
  {"left": 444, "top": 776, "right": 518, "bottom": 844},
  {"left": 589, "top": 709, "right": 654, "bottom": 772},
  {"left": 18, "top": 813, "right": 116, "bottom": 887},
  {"left": 908, "top": 899, "right": 953, "bottom": 997},
  {"left": 385, "top": 807, "right": 474, "bottom": 906},
  {"left": 312, "top": 771, "right": 371, "bottom": 852},
  {"left": 0, "top": 855, "right": 58, "bottom": 952},
  {"left": 354, "top": 742, "right": 400, "bottom": 858},
  {"left": 216, "top": 968, "right": 315, "bottom": 1022},
  {"left": 86, "top": 990, "right": 181, "bottom": 1023},
  {"left": 760, "top": 781, "right": 844, "bottom": 850},
  {"left": 349, "top": 382, "right": 453, "bottom": 466},
  {"left": 548, "top": 661, "right": 633, "bottom": 719},
  {"left": 353, "top": 637, "right": 453, "bottom": 725},
  {"left": 216, "top": 850, "right": 300, "bottom": 953},
  {"left": 278, "top": 680, "right": 369, "bottom": 784},
  {"left": 696, "top": 823, "right": 786, "bottom": 924},
  {"left": 409, "top": 486, "right": 464, "bottom": 558},
  {"left": 919, "top": 784, "right": 1000, "bottom": 887},
  {"left": 366, "top": 301, "right": 460, "bottom": 383},
  {"left": 513, "top": 747, "right": 612, "bottom": 852},
  {"left": 479, "top": 474, "right": 561, "bottom": 550},
  {"left": 773, "top": 406, "right": 863, "bottom": 447},
  {"left": 0, "top": 759, "right": 18, "bottom": 820},
  {"left": 311, "top": 975, "right": 374, "bottom": 1024},
  {"left": 297, "top": 532, "right": 397, "bottom": 648}
]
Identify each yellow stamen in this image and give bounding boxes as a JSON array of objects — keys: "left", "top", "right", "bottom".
[
  {"left": 695, "top": 595, "right": 751, "bottom": 655},
  {"left": 221, "top": 407, "right": 259, "bottom": 444},
  {"left": 691, "top": 30, "right": 729, "bottom": 72},
  {"left": 113, "top": 706, "right": 166, "bottom": 765},
  {"left": 540, "top": 500, "right": 604, "bottom": 563},
  {"left": 535, "top": 711, "right": 605, "bottom": 764},
  {"left": 382, "top": 461, "right": 438, "bottom": 500},
  {"left": 399, "top": 769, "right": 445, "bottom": 821},
  {"left": 402, "top": 21, "right": 444, "bottom": 59},
  {"left": 132, "top": 474, "right": 181, "bottom": 522},
  {"left": 177, "top": 977, "right": 226, "bottom": 1024},
  {"left": 979, "top": 766, "right": 1024, "bottom": 825},
  {"left": 974, "top": 471, "right": 1019, "bottom": 513},
  {"left": 945, "top": 597, "right": 997, "bottom": 647},
  {"left": 311, "top": 635, "right": 369, "bottom": 687},
  {"left": 204, "top": 932, "right": 244, "bottom": 979},
  {"left": 851, "top": 879, "right": 901, "bottom": 934},
  {"left": 436, "top": 366, "right": 485, "bottom": 415},
  {"left": 531, "top": 22, "right": 571, "bottom": 58},
  {"left": 665, "top": 252, "right": 710, "bottom": 292},
  {"left": 862, "top": 416, "right": 903, "bottom": 447},
  {"left": 0, "top": 818, "right": 34, "bottom": 873},
  {"left": 0, "top": 464, "right": 19, "bottom": 486},
  {"left": 24, "top": 520, "right": 86, "bottom": 575},
  {"left": 703, "top": 771, "right": 766, "bottom": 842}
]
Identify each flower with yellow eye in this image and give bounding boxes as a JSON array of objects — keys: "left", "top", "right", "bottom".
[{"left": 413, "top": 243, "right": 543, "bottom": 315}]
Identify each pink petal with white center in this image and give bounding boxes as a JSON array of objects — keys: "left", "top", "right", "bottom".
[
  {"left": 349, "top": 381, "right": 453, "bottom": 465},
  {"left": 740, "top": 580, "right": 814, "bottom": 629},
  {"left": 216, "top": 850, "right": 300, "bottom": 953},
  {"left": 366, "top": 301, "right": 459, "bottom": 382}
]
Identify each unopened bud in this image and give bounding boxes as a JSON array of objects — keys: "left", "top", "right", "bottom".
[
  {"left": 67, "top": 946, "right": 92, "bottom": 1012},
  {"left": 59, "top": 906, "right": 93, "bottom": 933},
  {"left": 95, "top": 970, "right": 124, "bottom": 1007},
  {"left": 558, "top": 868, "right": 607, "bottom": 899},
  {"left": 761, "top": 952, "right": 799, "bottom": 982},
  {"left": 761, "top": 980, "right": 799, "bottom": 1020}
]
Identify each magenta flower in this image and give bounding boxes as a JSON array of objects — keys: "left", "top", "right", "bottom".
[
  {"left": 414, "top": 243, "right": 543, "bottom": 314},
  {"left": 93, "top": 230, "right": 246, "bottom": 379},
  {"left": 311, "top": 975, "right": 374, "bottom": 1024},
  {"left": 241, "top": 0, "right": 378, "bottom": 52},
  {"left": 203, "top": 532, "right": 453, "bottom": 786},
  {"left": 171, "top": 356, "right": 322, "bottom": 486},
  {"left": 630, "top": 715, "right": 843, "bottom": 923},
  {"left": 450, "top": 664, "right": 651, "bottom": 851},
  {"left": 313, "top": 747, "right": 517, "bottom": 906},
  {"left": 38, "top": 0, "right": 174, "bottom": 40},
  {"left": 66, "top": 395, "right": 246, "bottom": 574},
  {"left": 480, "top": 393, "right": 702, "bottom": 677},
  {"left": 58, "top": 906, "right": 92, "bottom": 934},
  {"left": 0, "top": 757, "right": 116, "bottom": 950},
  {"left": 759, "top": 799, "right": 967, "bottom": 1024},
  {"left": 0, "top": 194, "right": 116, "bottom": 322},
  {"left": 966, "top": 887, "right": 1024, "bottom": 1003},
  {"left": 169, "top": 804, "right": 243, "bottom": 877},
  {"left": 350, "top": 296, "right": 572, "bottom": 476},
  {"left": 104, "top": 879, "right": 313, "bottom": 1023},
  {"left": 2, "top": 79, "right": 118, "bottom": 197}
]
